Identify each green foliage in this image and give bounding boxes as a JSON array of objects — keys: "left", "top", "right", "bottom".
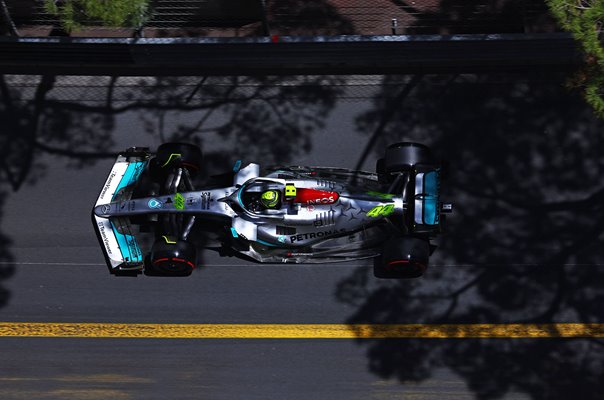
[
  {"left": 44, "top": 0, "right": 149, "bottom": 32},
  {"left": 546, "top": 0, "right": 604, "bottom": 117}
]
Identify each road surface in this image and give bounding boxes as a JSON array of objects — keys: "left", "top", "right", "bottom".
[{"left": 0, "top": 72, "right": 602, "bottom": 399}]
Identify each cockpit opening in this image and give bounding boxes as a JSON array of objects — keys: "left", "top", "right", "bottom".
[{"left": 239, "top": 180, "right": 286, "bottom": 213}]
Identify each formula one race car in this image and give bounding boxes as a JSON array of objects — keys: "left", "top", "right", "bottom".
[{"left": 92, "top": 142, "right": 452, "bottom": 278}]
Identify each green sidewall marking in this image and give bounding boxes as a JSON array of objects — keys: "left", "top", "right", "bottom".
[
  {"left": 162, "top": 235, "right": 177, "bottom": 244},
  {"left": 161, "top": 153, "right": 181, "bottom": 168}
]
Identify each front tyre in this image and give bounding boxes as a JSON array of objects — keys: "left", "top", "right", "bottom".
[
  {"left": 151, "top": 142, "right": 203, "bottom": 178},
  {"left": 145, "top": 237, "right": 197, "bottom": 277},
  {"left": 374, "top": 236, "right": 429, "bottom": 279}
]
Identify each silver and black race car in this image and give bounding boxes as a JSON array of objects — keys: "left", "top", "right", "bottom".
[{"left": 92, "top": 142, "right": 452, "bottom": 278}]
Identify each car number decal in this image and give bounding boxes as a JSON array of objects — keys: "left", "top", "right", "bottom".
[{"left": 367, "top": 204, "right": 395, "bottom": 217}]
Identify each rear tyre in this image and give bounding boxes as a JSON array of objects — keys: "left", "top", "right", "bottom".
[
  {"left": 151, "top": 142, "right": 203, "bottom": 179},
  {"left": 384, "top": 142, "right": 433, "bottom": 172},
  {"left": 145, "top": 237, "right": 197, "bottom": 277},
  {"left": 374, "top": 236, "right": 429, "bottom": 279},
  {"left": 376, "top": 158, "right": 390, "bottom": 184}
]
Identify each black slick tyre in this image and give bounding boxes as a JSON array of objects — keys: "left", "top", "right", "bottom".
[
  {"left": 376, "top": 158, "right": 390, "bottom": 184},
  {"left": 146, "top": 237, "right": 197, "bottom": 277},
  {"left": 153, "top": 142, "right": 202, "bottom": 178},
  {"left": 374, "top": 236, "right": 429, "bottom": 279},
  {"left": 384, "top": 142, "right": 433, "bottom": 172}
]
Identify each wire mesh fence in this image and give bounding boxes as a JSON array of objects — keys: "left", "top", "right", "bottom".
[
  {"left": 2, "top": 73, "right": 563, "bottom": 106},
  {"left": 2, "top": 75, "right": 400, "bottom": 104},
  {"left": 3, "top": 0, "right": 557, "bottom": 38}
]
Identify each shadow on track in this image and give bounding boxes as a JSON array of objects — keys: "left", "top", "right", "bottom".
[
  {"left": 0, "top": 0, "right": 355, "bottom": 298},
  {"left": 336, "top": 73, "right": 604, "bottom": 400},
  {"left": 0, "top": 72, "right": 346, "bottom": 292},
  {"left": 123, "top": 74, "right": 347, "bottom": 266},
  {"left": 0, "top": 195, "right": 13, "bottom": 308},
  {"left": 0, "top": 73, "right": 119, "bottom": 308}
]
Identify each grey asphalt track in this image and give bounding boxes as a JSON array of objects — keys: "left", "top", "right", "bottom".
[
  {"left": 1, "top": 73, "right": 603, "bottom": 400},
  {"left": 0, "top": 192, "right": 474, "bottom": 399},
  {"left": 0, "top": 100, "right": 448, "bottom": 400}
]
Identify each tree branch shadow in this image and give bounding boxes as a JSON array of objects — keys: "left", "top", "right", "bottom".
[
  {"left": 336, "top": 71, "right": 604, "bottom": 399},
  {"left": 0, "top": 72, "right": 347, "bottom": 297}
]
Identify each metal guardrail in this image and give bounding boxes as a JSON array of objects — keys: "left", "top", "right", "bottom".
[{"left": 0, "top": 33, "right": 580, "bottom": 76}]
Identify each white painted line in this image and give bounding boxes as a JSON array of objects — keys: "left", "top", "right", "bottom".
[{"left": 1, "top": 262, "right": 603, "bottom": 268}]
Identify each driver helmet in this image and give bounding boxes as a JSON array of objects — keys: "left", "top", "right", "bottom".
[{"left": 261, "top": 190, "right": 280, "bottom": 208}]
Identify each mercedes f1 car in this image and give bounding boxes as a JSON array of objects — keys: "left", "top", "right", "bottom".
[{"left": 92, "top": 142, "right": 452, "bottom": 279}]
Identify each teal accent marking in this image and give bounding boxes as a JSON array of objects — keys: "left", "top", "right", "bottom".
[
  {"left": 230, "top": 227, "right": 239, "bottom": 238},
  {"left": 148, "top": 198, "right": 162, "bottom": 209},
  {"left": 233, "top": 160, "right": 242, "bottom": 172},
  {"left": 237, "top": 184, "right": 245, "bottom": 208},
  {"left": 256, "top": 239, "right": 278, "bottom": 247},
  {"left": 112, "top": 161, "right": 147, "bottom": 201},
  {"left": 111, "top": 221, "right": 143, "bottom": 263},
  {"left": 425, "top": 170, "right": 438, "bottom": 197},
  {"left": 424, "top": 199, "right": 438, "bottom": 225},
  {"left": 423, "top": 170, "right": 439, "bottom": 225}
]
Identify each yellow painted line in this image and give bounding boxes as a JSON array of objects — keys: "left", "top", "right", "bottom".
[{"left": 0, "top": 323, "right": 603, "bottom": 339}]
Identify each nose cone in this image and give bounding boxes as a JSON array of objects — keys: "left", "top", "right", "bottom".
[{"left": 94, "top": 203, "right": 113, "bottom": 217}]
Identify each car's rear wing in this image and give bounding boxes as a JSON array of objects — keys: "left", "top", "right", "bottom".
[
  {"left": 407, "top": 166, "right": 452, "bottom": 235},
  {"left": 92, "top": 149, "right": 149, "bottom": 274}
]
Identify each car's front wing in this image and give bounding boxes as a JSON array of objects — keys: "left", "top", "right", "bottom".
[{"left": 92, "top": 153, "right": 148, "bottom": 273}]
